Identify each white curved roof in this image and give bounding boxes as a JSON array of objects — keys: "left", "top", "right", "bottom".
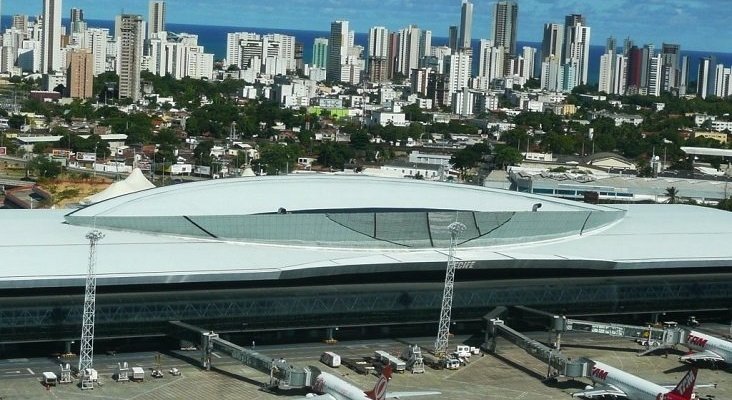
[{"left": 69, "top": 175, "right": 615, "bottom": 218}]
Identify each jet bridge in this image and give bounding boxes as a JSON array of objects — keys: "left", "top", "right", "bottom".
[
  {"left": 169, "top": 321, "right": 312, "bottom": 389},
  {"left": 484, "top": 317, "right": 589, "bottom": 379},
  {"left": 511, "top": 306, "right": 685, "bottom": 355}
]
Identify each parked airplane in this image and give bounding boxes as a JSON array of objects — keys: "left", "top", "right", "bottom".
[
  {"left": 572, "top": 359, "right": 701, "bottom": 399},
  {"left": 298, "top": 365, "right": 440, "bottom": 400},
  {"left": 680, "top": 330, "right": 732, "bottom": 365}
]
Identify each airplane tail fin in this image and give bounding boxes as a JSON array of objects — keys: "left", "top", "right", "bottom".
[
  {"left": 365, "top": 365, "right": 392, "bottom": 400},
  {"left": 667, "top": 367, "right": 698, "bottom": 400}
]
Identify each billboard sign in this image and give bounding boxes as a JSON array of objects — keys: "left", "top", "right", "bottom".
[
  {"left": 51, "top": 149, "right": 71, "bottom": 158},
  {"left": 77, "top": 152, "right": 97, "bottom": 162},
  {"left": 195, "top": 165, "right": 211, "bottom": 176}
]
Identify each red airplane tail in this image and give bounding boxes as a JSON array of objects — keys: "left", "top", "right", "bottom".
[
  {"left": 365, "top": 365, "right": 392, "bottom": 400},
  {"left": 665, "top": 367, "right": 698, "bottom": 400}
]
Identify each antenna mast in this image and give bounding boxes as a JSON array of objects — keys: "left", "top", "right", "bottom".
[
  {"left": 434, "top": 222, "right": 467, "bottom": 358},
  {"left": 79, "top": 230, "right": 104, "bottom": 389}
]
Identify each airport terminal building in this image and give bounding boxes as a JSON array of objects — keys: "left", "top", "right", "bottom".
[{"left": 1, "top": 176, "right": 731, "bottom": 343}]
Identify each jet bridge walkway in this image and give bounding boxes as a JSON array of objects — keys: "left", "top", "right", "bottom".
[
  {"left": 511, "top": 306, "right": 686, "bottom": 355},
  {"left": 484, "top": 316, "right": 589, "bottom": 379},
  {"left": 169, "top": 321, "right": 312, "bottom": 389}
]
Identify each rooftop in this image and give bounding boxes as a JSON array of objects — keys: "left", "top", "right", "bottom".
[{"left": 1, "top": 176, "right": 731, "bottom": 290}]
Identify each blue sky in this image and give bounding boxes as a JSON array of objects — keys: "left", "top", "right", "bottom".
[{"left": 4, "top": 0, "right": 729, "bottom": 52}]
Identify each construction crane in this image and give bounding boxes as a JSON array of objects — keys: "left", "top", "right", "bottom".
[
  {"left": 434, "top": 222, "right": 467, "bottom": 358},
  {"left": 79, "top": 230, "right": 104, "bottom": 390}
]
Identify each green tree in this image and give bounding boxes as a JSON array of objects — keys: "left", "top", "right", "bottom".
[
  {"left": 258, "top": 143, "right": 301, "bottom": 174},
  {"left": 317, "top": 142, "right": 352, "bottom": 170},
  {"left": 494, "top": 146, "right": 523, "bottom": 168},
  {"left": 8, "top": 114, "right": 25, "bottom": 129},
  {"left": 28, "top": 156, "right": 63, "bottom": 179},
  {"left": 665, "top": 186, "right": 679, "bottom": 204},
  {"left": 193, "top": 140, "right": 214, "bottom": 166},
  {"left": 350, "top": 131, "right": 370, "bottom": 150}
]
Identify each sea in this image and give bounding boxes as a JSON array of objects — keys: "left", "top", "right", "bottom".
[{"left": 5, "top": 16, "right": 732, "bottom": 85}]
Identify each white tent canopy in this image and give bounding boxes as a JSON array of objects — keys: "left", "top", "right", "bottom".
[{"left": 82, "top": 168, "right": 155, "bottom": 205}]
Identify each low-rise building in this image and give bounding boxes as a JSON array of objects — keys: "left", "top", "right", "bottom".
[{"left": 693, "top": 131, "right": 728, "bottom": 144}]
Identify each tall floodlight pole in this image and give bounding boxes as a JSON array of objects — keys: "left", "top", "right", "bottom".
[
  {"left": 434, "top": 222, "right": 467, "bottom": 358},
  {"left": 79, "top": 230, "right": 104, "bottom": 381}
]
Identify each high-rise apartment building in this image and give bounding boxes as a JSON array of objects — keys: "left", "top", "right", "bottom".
[
  {"left": 490, "top": 0, "right": 518, "bottom": 56},
  {"left": 541, "top": 23, "right": 563, "bottom": 62},
  {"left": 661, "top": 43, "right": 681, "bottom": 94},
  {"left": 327, "top": 20, "right": 349, "bottom": 82},
  {"left": 70, "top": 8, "right": 85, "bottom": 33},
  {"left": 42, "top": 0, "right": 62, "bottom": 73},
  {"left": 312, "top": 37, "right": 328, "bottom": 69},
  {"left": 396, "top": 25, "right": 430, "bottom": 78},
  {"left": 448, "top": 26, "right": 458, "bottom": 52},
  {"left": 12, "top": 15, "right": 29, "bottom": 34},
  {"left": 563, "top": 14, "right": 591, "bottom": 86},
  {"left": 458, "top": 1, "right": 473, "bottom": 51},
  {"left": 148, "top": 1, "right": 166, "bottom": 39},
  {"left": 226, "top": 32, "right": 295, "bottom": 73},
  {"left": 562, "top": 14, "right": 585, "bottom": 61},
  {"left": 82, "top": 28, "right": 110, "bottom": 76},
  {"left": 646, "top": 54, "right": 663, "bottom": 97},
  {"left": 477, "top": 39, "right": 504, "bottom": 89},
  {"left": 446, "top": 52, "right": 471, "bottom": 105},
  {"left": 368, "top": 26, "right": 389, "bottom": 82},
  {"left": 116, "top": 14, "right": 144, "bottom": 101},
  {"left": 697, "top": 56, "right": 716, "bottom": 99},
  {"left": 598, "top": 39, "right": 615, "bottom": 94},
  {"left": 67, "top": 49, "right": 93, "bottom": 99}
]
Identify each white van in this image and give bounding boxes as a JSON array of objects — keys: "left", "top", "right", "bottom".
[
  {"left": 320, "top": 351, "right": 341, "bottom": 367},
  {"left": 444, "top": 358, "right": 460, "bottom": 370}
]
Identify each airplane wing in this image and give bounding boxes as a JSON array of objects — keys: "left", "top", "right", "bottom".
[
  {"left": 661, "top": 383, "right": 718, "bottom": 389},
  {"left": 571, "top": 385, "right": 627, "bottom": 398},
  {"left": 680, "top": 350, "right": 725, "bottom": 362},
  {"left": 386, "top": 391, "right": 442, "bottom": 398},
  {"left": 292, "top": 395, "right": 336, "bottom": 400}
]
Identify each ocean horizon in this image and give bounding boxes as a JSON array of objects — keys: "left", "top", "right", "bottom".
[{"left": 3, "top": 16, "right": 732, "bottom": 86}]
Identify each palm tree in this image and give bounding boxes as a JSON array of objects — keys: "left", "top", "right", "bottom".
[{"left": 665, "top": 186, "right": 679, "bottom": 204}]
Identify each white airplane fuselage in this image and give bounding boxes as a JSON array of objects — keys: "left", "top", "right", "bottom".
[
  {"left": 311, "top": 371, "right": 379, "bottom": 400},
  {"left": 588, "top": 361, "right": 676, "bottom": 400},
  {"left": 685, "top": 331, "right": 732, "bottom": 363}
]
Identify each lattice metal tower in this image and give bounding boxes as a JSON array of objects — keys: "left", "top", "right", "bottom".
[
  {"left": 434, "top": 222, "right": 467, "bottom": 358},
  {"left": 78, "top": 230, "right": 104, "bottom": 375}
]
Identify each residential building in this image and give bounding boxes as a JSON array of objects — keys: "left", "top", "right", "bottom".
[
  {"left": 661, "top": 43, "right": 681, "bottom": 94},
  {"left": 82, "top": 28, "right": 110, "bottom": 76},
  {"left": 70, "top": 8, "right": 84, "bottom": 34},
  {"left": 458, "top": 1, "right": 473, "bottom": 51},
  {"left": 327, "top": 20, "right": 350, "bottom": 82},
  {"left": 67, "top": 49, "right": 93, "bottom": 99},
  {"left": 563, "top": 14, "right": 591, "bottom": 86},
  {"left": 490, "top": 0, "right": 518, "bottom": 56},
  {"left": 148, "top": 1, "right": 166, "bottom": 39},
  {"left": 226, "top": 32, "right": 296, "bottom": 74},
  {"left": 446, "top": 52, "right": 471, "bottom": 105},
  {"left": 116, "top": 14, "right": 144, "bottom": 102},
  {"left": 477, "top": 40, "right": 504, "bottom": 89},
  {"left": 697, "top": 56, "right": 714, "bottom": 99},
  {"left": 448, "top": 26, "right": 458, "bottom": 52},
  {"left": 368, "top": 26, "right": 389, "bottom": 82},
  {"left": 397, "top": 25, "right": 430, "bottom": 78},
  {"left": 42, "top": 0, "right": 62, "bottom": 73},
  {"left": 541, "top": 23, "right": 563, "bottom": 62},
  {"left": 312, "top": 37, "right": 328, "bottom": 68}
]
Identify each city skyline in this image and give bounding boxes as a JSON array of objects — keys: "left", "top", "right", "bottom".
[{"left": 1, "top": 0, "right": 730, "bottom": 53}]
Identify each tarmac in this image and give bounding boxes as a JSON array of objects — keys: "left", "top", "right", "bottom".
[{"left": 0, "top": 326, "right": 730, "bottom": 399}]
